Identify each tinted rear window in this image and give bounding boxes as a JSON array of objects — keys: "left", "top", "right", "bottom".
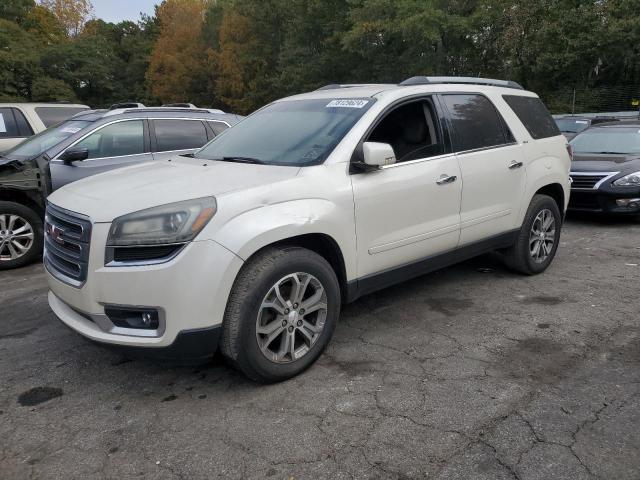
[
  {"left": 35, "top": 107, "right": 88, "bottom": 127},
  {"left": 503, "top": 95, "right": 560, "bottom": 139},
  {"left": 441, "top": 94, "right": 511, "bottom": 151},
  {"left": 154, "top": 119, "right": 209, "bottom": 151}
]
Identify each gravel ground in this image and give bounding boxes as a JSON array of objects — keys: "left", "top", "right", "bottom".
[{"left": 1, "top": 215, "right": 639, "bottom": 480}]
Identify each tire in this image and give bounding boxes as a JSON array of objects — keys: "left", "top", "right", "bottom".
[
  {"left": 220, "top": 246, "right": 340, "bottom": 383},
  {"left": 503, "top": 194, "right": 562, "bottom": 275},
  {"left": 0, "top": 201, "right": 43, "bottom": 270}
]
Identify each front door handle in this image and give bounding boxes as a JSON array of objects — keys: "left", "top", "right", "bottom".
[
  {"left": 508, "top": 160, "right": 524, "bottom": 169},
  {"left": 436, "top": 174, "right": 457, "bottom": 185}
]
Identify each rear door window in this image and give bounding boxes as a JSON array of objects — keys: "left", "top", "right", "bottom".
[
  {"left": 503, "top": 95, "right": 560, "bottom": 139},
  {"left": 73, "top": 120, "right": 145, "bottom": 159},
  {"left": 441, "top": 94, "right": 512, "bottom": 152},
  {"left": 35, "top": 107, "right": 88, "bottom": 128},
  {"left": 154, "top": 119, "right": 208, "bottom": 151}
]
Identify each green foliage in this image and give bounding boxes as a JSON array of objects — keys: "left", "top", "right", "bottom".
[{"left": 0, "top": 0, "right": 638, "bottom": 113}]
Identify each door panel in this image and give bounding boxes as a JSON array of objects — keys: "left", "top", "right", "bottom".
[
  {"left": 352, "top": 155, "right": 462, "bottom": 278},
  {"left": 456, "top": 145, "right": 526, "bottom": 244},
  {"left": 439, "top": 93, "right": 526, "bottom": 244}
]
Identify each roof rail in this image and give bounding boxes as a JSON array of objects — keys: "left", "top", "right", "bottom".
[
  {"left": 110, "top": 102, "right": 145, "bottom": 110},
  {"left": 399, "top": 76, "right": 524, "bottom": 90},
  {"left": 162, "top": 103, "right": 198, "bottom": 108},
  {"left": 121, "top": 107, "right": 214, "bottom": 115},
  {"left": 315, "top": 83, "right": 384, "bottom": 91}
]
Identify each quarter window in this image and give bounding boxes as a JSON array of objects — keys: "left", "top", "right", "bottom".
[
  {"left": 73, "top": 120, "right": 145, "bottom": 159},
  {"left": 441, "top": 94, "right": 511, "bottom": 152},
  {"left": 208, "top": 121, "right": 229, "bottom": 136},
  {"left": 154, "top": 120, "right": 208, "bottom": 151},
  {"left": 503, "top": 95, "right": 560, "bottom": 140}
]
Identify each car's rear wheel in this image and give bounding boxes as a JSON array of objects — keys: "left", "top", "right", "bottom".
[
  {"left": 0, "top": 202, "right": 43, "bottom": 270},
  {"left": 220, "top": 246, "right": 340, "bottom": 383},
  {"left": 503, "top": 194, "right": 562, "bottom": 275}
]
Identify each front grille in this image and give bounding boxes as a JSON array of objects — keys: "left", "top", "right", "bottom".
[
  {"left": 44, "top": 204, "right": 92, "bottom": 287},
  {"left": 569, "top": 173, "right": 610, "bottom": 190}
]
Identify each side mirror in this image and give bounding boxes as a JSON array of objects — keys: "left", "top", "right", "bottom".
[
  {"left": 60, "top": 147, "right": 89, "bottom": 164},
  {"left": 363, "top": 142, "right": 396, "bottom": 168}
]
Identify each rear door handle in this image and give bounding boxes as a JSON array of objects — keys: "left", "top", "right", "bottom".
[
  {"left": 508, "top": 160, "right": 524, "bottom": 169},
  {"left": 436, "top": 174, "right": 457, "bottom": 185}
]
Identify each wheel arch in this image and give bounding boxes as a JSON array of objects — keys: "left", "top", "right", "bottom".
[
  {"left": 0, "top": 189, "right": 44, "bottom": 218},
  {"left": 241, "top": 233, "right": 349, "bottom": 303},
  {"left": 535, "top": 183, "right": 565, "bottom": 217}
]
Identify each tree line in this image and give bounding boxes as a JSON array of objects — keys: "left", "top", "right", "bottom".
[{"left": 1, "top": 0, "right": 639, "bottom": 115}]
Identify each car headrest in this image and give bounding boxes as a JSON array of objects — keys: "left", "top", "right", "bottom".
[{"left": 402, "top": 119, "right": 426, "bottom": 144}]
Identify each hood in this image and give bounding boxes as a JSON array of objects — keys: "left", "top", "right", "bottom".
[
  {"left": 571, "top": 152, "right": 640, "bottom": 173},
  {"left": 48, "top": 157, "right": 301, "bottom": 222}
]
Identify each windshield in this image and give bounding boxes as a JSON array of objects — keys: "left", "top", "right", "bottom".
[
  {"left": 570, "top": 127, "right": 640, "bottom": 155},
  {"left": 555, "top": 118, "right": 590, "bottom": 133},
  {"left": 3, "top": 120, "right": 92, "bottom": 160},
  {"left": 195, "top": 98, "right": 374, "bottom": 166}
]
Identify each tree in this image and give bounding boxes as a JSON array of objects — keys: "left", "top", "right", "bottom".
[
  {"left": 40, "top": 0, "right": 93, "bottom": 36},
  {"left": 146, "top": 0, "right": 211, "bottom": 105},
  {"left": 0, "top": 0, "right": 34, "bottom": 24}
]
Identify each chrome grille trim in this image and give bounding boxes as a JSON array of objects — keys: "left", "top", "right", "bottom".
[
  {"left": 569, "top": 171, "right": 618, "bottom": 190},
  {"left": 44, "top": 203, "right": 92, "bottom": 288}
]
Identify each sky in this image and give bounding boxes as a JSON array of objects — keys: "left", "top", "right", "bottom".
[{"left": 91, "top": 0, "right": 158, "bottom": 23}]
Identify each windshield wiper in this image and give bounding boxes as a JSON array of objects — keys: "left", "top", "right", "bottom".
[
  {"left": 596, "top": 151, "right": 627, "bottom": 155},
  {"left": 217, "top": 156, "right": 266, "bottom": 164}
]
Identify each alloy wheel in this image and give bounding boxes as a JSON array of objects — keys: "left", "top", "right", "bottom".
[
  {"left": 529, "top": 209, "right": 556, "bottom": 263},
  {"left": 256, "top": 272, "right": 328, "bottom": 363},
  {"left": 0, "top": 214, "right": 35, "bottom": 262}
]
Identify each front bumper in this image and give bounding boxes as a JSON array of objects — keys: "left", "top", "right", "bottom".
[
  {"left": 568, "top": 188, "right": 640, "bottom": 215},
  {"left": 46, "top": 222, "right": 244, "bottom": 355}
]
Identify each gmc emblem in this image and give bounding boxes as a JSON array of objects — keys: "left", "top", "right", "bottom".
[{"left": 46, "top": 223, "right": 65, "bottom": 245}]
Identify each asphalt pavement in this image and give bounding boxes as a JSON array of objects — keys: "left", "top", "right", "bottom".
[{"left": 1, "top": 215, "right": 639, "bottom": 479}]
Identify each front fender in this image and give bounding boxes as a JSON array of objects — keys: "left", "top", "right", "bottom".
[{"left": 210, "top": 198, "right": 357, "bottom": 281}]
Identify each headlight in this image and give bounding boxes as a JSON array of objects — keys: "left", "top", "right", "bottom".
[
  {"left": 107, "top": 197, "right": 217, "bottom": 246},
  {"left": 613, "top": 171, "right": 640, "bottom": 187}
]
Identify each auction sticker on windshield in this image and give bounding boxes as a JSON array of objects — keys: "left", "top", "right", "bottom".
[{"left": 326, "top": 99, "right": 369, "bottom": 108}]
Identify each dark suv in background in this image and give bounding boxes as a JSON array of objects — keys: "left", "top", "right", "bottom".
[{"left": 0, "top": 107, "right": 242, "bottom": 269}]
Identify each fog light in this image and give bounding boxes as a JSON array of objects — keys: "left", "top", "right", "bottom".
[
  {"left": 616, "top": 198, "right": 640, "bottom": 208},
  {"left": 105, "top": 307, "right": 160, "bottom": 330}
]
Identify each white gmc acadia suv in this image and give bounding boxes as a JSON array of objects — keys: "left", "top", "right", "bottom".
[{"left": 44, "top": 77, "right": 571, "bottom": 382}]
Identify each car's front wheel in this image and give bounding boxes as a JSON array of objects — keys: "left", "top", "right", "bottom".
[
  {"left": 0, "top": 201, "right": 43, "bottom": 270},
  {"left": 220, "top": 246, "right": 340, "bottom": 383},
  {"left": 503, "top": 194, "right": 562, "bottom": 275}
]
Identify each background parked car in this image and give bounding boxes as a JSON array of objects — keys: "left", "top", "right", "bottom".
[
  {"left": 554, "top": 115, "right": 620, "bottom": 140},
  {"left": 568, "top": 120, "right": 640, "bottom": 216},
  {"left": 0, "top": 103, "right": 89, "bottom": 153},
  {"left": 0, "top": 106, "right": 243, "bottom": 269}
]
